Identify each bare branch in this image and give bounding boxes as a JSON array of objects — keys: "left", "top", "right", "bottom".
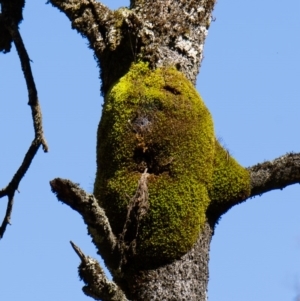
[
  {"left": 49, "top": 178, "right": 119, "bottom": 272},
  {"left": 70, "top": 240, "right": 87, "bottom": 261},
  {"left": 248, "top": 152, "right": 300, "bottom": 197},
  {"left": 0, "top": 195, "right": 14, "bottom": 237},
  {"left": 70, "top": 241, "right": 128, "bottom": 301},
  {"left": 0, "top": 15, "right": 48, "bottom": 239},
  {"left": 207, "top": 152, "right": 300, "bottom": 226},
  {"left": 48, "top": 0, "right": 114, "bottom": 53}
]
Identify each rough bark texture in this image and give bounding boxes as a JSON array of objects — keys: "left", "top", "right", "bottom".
[
  {"left": 123, "top": 223, "right": 212, "bottom": 301},
  {"left": 129, "top": 0, "right": 214, "bottom": 85},
  {"left": 49, "top": 0, "right": 215, "bottom": 93},
  {"left": 249, "top": 153, "right": 300, "bottom": 197},
  {"left": 50, "top": 178, "right": 119, "bottom": 272},
  {"left": 70, "top": 241, "right": 129, "bottom": 301}
]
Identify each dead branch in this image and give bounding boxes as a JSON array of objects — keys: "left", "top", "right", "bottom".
[
  {"left": 118, "top": 169, "right": 149, "bottom": 266},
  {"left": 248, "top": 152, "right": 300, "bottom": 197},
  {"left": 70, "top": 241, "right": 129, "bottom": 301},
  {"left": 49, "top": 178, "right": 119, "bottom": 273},
  {"left": 0, "top": 14, "right": 48, "bottom": 239}
]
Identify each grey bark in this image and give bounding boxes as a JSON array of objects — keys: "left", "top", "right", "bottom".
[
  {"left": 123, "top": 223, "right": 212, "bottom": 301},
  {"left": 50, "top": 178, "right": 119, "bottom": 272},
  {"left": 248, "top": 153, "right": 300, "bottom": 197},
  {"left": 70, "top": 241, "right": 129, "bottom": 301}
]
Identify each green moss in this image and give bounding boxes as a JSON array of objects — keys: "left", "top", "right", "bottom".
[
  {"left": 94, "top": 62, "right": 250, "bottom": 266},
  {"left": 208, "top": 141, "right": 250, "bottom": 217}
]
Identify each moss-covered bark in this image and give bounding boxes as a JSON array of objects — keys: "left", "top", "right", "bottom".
[{"left": 94, "top": 62, "right": 250, "bottom": 270}]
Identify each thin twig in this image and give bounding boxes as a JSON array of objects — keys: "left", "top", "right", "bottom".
[
  {"left": 0, "top": 195, "right": 14, "bottom": 237},
  {"left": 6, "top": 18, "right": 48, "bottom": 150},
  {"left": 70, "top": 240, "right": 87, "bottom": 261},
  {"left": 0, "top": 16, "right": 48, "bottom": 238}
]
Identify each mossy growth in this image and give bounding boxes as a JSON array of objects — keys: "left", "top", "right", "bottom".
[
  {"left": 94, "top": 61, "right": 250, "bottom": 267},
  {"left": 210, "top": 141, "right": 250, "bottom": 203},
  {"left": 207, "top": 141, "right": 251, "bottom": 224}
]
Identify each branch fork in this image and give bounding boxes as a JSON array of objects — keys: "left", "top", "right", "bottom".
[
  {"left": 0, "top": 10, "right": 48, "bottom": 239},
  {"left": 50, "top": 170, "right": 150, "bottom": 300}
]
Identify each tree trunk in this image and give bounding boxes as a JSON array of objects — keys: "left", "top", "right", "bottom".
[
  {"left": 99, "top": 0, "right": 216, "bottom": 94},
  {"left": 96, "top": 3, "right": 216, "bottom": 299},
  {"left": 47, "top": 1, "right": 235, "bottom": 300},
  {"left": 48, "top": 1, "right": 300, "bottom": 301}
]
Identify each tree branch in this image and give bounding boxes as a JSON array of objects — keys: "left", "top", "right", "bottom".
[
  {"left": 48, "top": 0, "right": 217, "bottom": 93},
  {"left": 0, "top": 195, "right": 14, "bottom": 237},
  {"left": 48, "top": 0, "right": 143, "bottom": 93},
  {"left": 248, "top": 152, "right": 300, "bottom": 197},
  {"left": 206, "top": 152, "right": 300, "bottom": 227},
  {"left": 48, "top": 0, "right": 114, "bottom": 53},
  {"left": 70, "top": 241, "right": 128, "bottom": 301},
  {"left": 49, "top": 178, "right": 119, "bottom": 273},
  {"left": 50, "top": 170, "right": 154, "bottom": 279},
  {"left": 0, "top": 15, "right": 48, "bottom": 239}
]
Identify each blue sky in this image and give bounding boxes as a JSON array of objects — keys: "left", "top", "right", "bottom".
[{"left": 1, "top": 0, "right": 300, "bottom": 300}]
